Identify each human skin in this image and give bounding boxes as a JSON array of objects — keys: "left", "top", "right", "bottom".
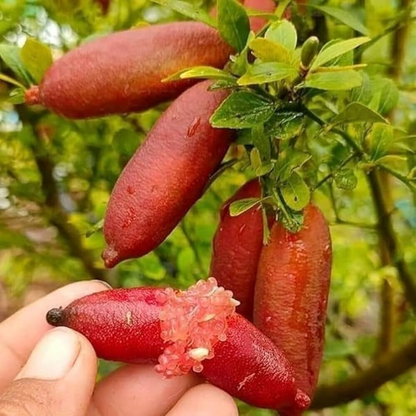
[{"left": 0, "top": 281, "right": 238, "bottom": 415}]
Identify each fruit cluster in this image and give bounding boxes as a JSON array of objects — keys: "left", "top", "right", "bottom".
[{"left": 27, "top": 1, "right": 332, "bottom": 413}]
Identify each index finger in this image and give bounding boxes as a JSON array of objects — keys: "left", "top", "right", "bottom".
[{"left": 0, "top": 280, "right": 110, "bottom": 392}]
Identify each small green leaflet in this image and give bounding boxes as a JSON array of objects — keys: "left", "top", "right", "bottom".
[
  {"left": 8, "top": 88, "right": 25, "bottom": 104},
  {"left": 20, "top": 38, "right": 53, "bottom": 84},
  {"left": 368, "top": 123, "right": 395, "bottom": 162},
  {"left": 302, "top": 71, "right": 362, "bottom": 91},
  {"left": 250, "top": 148, "right": 262, "bottom": 171},
  {"left": 0, "top": 44, "right": 32, "bottom": 86},
  {"left": 210, "top": 91, "right": 276, "bottom": 129},
  {"left": 208, "top": 79, "right": 239, "bottom": 91},
  {"left": 319, "top": 39, "right": 354, "bottom": 67},
  {"left": 249, "top": 38, "right": 291, "bottom": 63},
  {"left": 274, "top": 148, "right": 311, "bottom": 182},
  {"left": 86, "top": 219, "right": 104, "bottom": 237},
  {"left": 334, "top": 168, "right": 358, "bottom": 190},
  {"left": 309, "top": 5, "right": 369, "bottom": 36},
  {"left": 311, "top": 37, "right": 370, "bottom": 70},
  {"left": 280, "top": 172, "right": 310, "bottom": 211},
  {"left": 265, "top": 20, "right": 297, "bottom": 51},
  {"left": 229, "top": 31, "right": 255, "bottom": 77},
  {"left": 330, "top": 102, "right": 387, "bottom": 127},
  {"left": 229, "top": 197, "right": 261, "bottom": 216},
  {"left": 252, "top": 124, "right": 271, "bottom": 160},
  {"left": 218, "top": 0, "right": 250, "bottom": 52},
  {"left": 149, "top": 0, "right": 216, "bottom": 27},
  {"left": 265, "top": 112, "right": 304, "bottom": 140},
  {"left": 164, "top": 66, "right": 236, "bottom": 82},
  {"left": 238, "top": 62, "right": 298, "bottom": 85}
]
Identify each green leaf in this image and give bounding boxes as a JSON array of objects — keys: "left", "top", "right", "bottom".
[
  {"left": 368, "top": 123, "right": 395, "bottom": 161},
  {"left": 334, "top": 168, "right": 358, "bottom": 190},
  {"left": 250, "top": 148, "right": 262, "bottom": 171},
  {"left": 0, "top": 44, "right": 32, "bottom": 86},
  {"left": 265, "top": 20, "right": 297, "bottom": 51},
  {"left": 281, "top": 172, "right": 310, "bottom": 211},
  {"left": 252, "top": 124, "right": 271, "bottom": 160},
  {"left": 208, "top": 79, "right": 239, "bottom": 91},
  {"left": 265, "top": 112, "right": 305, "bottom": 140},
  {"left": 311, "top": 37, "right": 370, "bottom": 70},
  {"left": 249, "top": 38, "right": 291, "bottom": 63},
  {"left": 150, "top": 0, "right": 216, "bottom": 27},
  {"left": 320, "top": 39, "right": 354, "bottom": 67},
  {"left": 86, "top": 219, "right": 104, "bottom": 237},
  {"left": 302, "top": 71, "right": 362, "bottom": 91},
  {"left": 229, "top": 197, "right": 261, "bottom": 216},
  {"left": 274, "top": 148, "right": 311, "bottom": 181},
  {"left": 164, "top": 66, "right": 236, "bottom": 82},
  {"left": 229, "top": 31, "right": 255, "bottom": 76},
  {"left": 8, "top": 88, "right": 25, "bottom": 104},
  {"left": 331, "top": 102, "right": 387, "bottom": 127},
  {"left": 310, "top": 5, "right": 369, "bottom": 35},
  {"left": 218, "top": 0, "right": 250, "bottom": 52},
  {"left": 210, "top": 91, "right": 275, "bottom": 129},
  {"left": 20, "top": 38, "right": 53, "bottom": 83},
  {"left": 374, "top": 78, "right": 399, "bottom": 115},
  {"left": 238, "top": 62, "right": 297, "bottom": 85},
  {"left": 255, "top": 163, "right": 274, "bottom": 177},
  {"left": 351, "top": 74, "right": 399, "bottom": 115}
]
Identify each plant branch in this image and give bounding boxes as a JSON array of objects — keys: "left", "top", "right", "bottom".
[
  {"left": 180, "top": 222, "right": 205, "bottom": 276},
  {"left": 32, "top": 133, "right": 107, "bottom": 282},
  {"left": 303, "top": 106, "right": 416, "bottom": 312},
  {"left": 368, "top": 169, "right": 416, "bottom": 311},
  {"left": 312, "top": 335, "right": 416, "bottom": 409}
]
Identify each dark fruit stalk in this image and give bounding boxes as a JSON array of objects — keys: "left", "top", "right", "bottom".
[
  {"left": 102, "top": 81, "right": 234, "bottom": 268},
  {"left": 25, "top": 22, "right": 232, "bottom": 119}
]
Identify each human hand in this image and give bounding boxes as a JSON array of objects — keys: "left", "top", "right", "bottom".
[{"left": 0, "top": 281, "right": 238, "bottom": 415}]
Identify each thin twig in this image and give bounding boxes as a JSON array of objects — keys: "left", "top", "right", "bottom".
[{"left": 312, "top": 335, "right": 416, "bottom": 409}]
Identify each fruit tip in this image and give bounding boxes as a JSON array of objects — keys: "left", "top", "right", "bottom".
[
  {"left": 102, "top": 245, "right": 120, "bottom": 268},
  {"left": 46, "top": 307, "right": 64, "bottom": 326}
]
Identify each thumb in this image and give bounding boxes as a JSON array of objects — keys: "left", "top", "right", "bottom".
[{"left": 0, "top": 328, "right": 97, "bottom": 416}]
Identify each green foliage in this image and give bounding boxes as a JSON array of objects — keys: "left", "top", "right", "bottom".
[{"left": 0, "top": 0, "right": 415, "bottom": 415}]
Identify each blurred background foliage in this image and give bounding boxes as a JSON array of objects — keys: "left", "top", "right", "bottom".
[{"left": 0, "top": 0, "right": 415, "bottom": 415}]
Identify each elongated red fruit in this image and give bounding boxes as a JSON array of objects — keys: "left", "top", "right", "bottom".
[
  {"left": 24, "top": 22, "right": 232, "bottom": 119},
  {"left": 102, "top": 81, "right": 234, "bottom": 268},
  {"left": 46, "top": 278, "right": 310, "bottom": 411},
  {"left": 244, "top": 0, "right": 277, "bottom": 32},
  {"left": 253, "top": 204, "right": 332, "bottom": 403},
  {"left": 209, "top": 179, "right": 263, "bottom": 319}
]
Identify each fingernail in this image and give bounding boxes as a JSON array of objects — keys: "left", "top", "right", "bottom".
[
  {"left": 91, "top": 279, "right": 113, "bottom": 289},
  {"left": 16, "top": 328, "right": 81, "bottom": 381}
]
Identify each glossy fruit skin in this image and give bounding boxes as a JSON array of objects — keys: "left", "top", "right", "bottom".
[
  {"left": 244, "top": 0, "right": 277, "bottom": 32},
  {"left": 25, "top": 22, "right": 232, "bottom": 119},
  {"left": 102, "top": 81, "right": 234, "bottom": 268},
  {"left": 209, "top": 180, "right": 263, "bottom": 319},
  {"left": 253, "top": 204, "right": 332, "bottom": 401},
  {"left": 46, "top": 288, "right": 310, "bottom": 411}
]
